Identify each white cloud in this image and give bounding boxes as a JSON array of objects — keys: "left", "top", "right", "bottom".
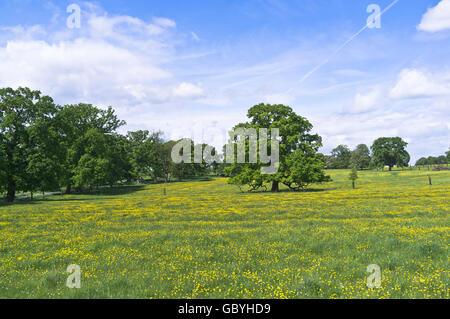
[
  {"left": 338, "top": 67, "right": 450, "bottom": 162},
  {"left": 153, "top": 17, "right": 176, "bottom": 28},
  {"left": 0, "top": 5, "right": 202, "bottom": 107},
  {"left": 172, "top": 82, "right": 204, "bottom": 99},
  {"left": 0, "top": 39, "right": 173, "bottom": 104},
  {"left": 0, "top": 25, "right": 47, "bottom": 43},
  {"left": 389, "top": 69, "right": 449, "bottom": 99},
  {"left": 0, "top": 1, "right": 447, "bottom": 161},
  {"left": 351, "top": 86, "right": 384, "bottom": 113},
  {"left": 418, "top": 0, "right": 450, "bottom": 32},
  {"left": 316, "top": 107, "right": 449, "bottom": 164}
]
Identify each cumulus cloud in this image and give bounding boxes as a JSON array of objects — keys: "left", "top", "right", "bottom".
[
  {"left": 0, "top": 4, "right": 203, "bottom": 108},
  {"left": 316, "top": 107, "right": 449, "bottom": 164},
  {"left": 172, "top": 82, "right": 204, "bottom": 99},
  {"left": 0, "top": 1, "right": 447, "bottom": 160},
  {"left": 389, "top": 69, "right": 449, "bottom": 99},
  {"left": 0, "top": 39, "right": 173, "bottom": 102},
  {"left": 351, "top": 87, "right": 384, "bottom": 113},
  {"left": 340, "top": 67, "right": 450, "bottom": 162},
  {"left": 0, "top": 25, "right": 47, "bottom": 41},
  {"left": 418, "top": 0, "right": 450, "bottom": 32},
  {"left": 349, "top": 68, "right": 450, "bottom": 113}
]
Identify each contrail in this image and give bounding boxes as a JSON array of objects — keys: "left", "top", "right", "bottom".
[{"left": 287, "top": 0, "right": 401, "bottom": 93}]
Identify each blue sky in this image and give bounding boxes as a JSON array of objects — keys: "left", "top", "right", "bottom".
[{"left": 0, "top": 0, "right": 449, "bottom": 162}]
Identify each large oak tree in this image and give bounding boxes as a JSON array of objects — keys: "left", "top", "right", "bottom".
[
  {"left": 371, "top": 137, "right": 410, "bottom": 171},
  {"left": 228, "top": 103, "right": 330, "bottom": 192}
]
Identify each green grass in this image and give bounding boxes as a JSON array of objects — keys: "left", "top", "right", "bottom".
[{"left": 0, "top": 170, "right": 448, "bottom": 299}]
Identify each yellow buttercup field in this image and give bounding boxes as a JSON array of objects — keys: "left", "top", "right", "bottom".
[{"left": 0, "top": 169, "right": 448, "bottom": 298}]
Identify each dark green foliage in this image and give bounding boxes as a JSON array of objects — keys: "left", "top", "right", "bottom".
[
  {"left": 57, "top": 103, "right": 125, "bottom": 192},
  {"left": 0, "top": 87, "right": 62, "bottom": 201},
  {"left": 371, "top": 137, "right": 410, "bottom": 171},
  {"left": 327, "top": 145, "right": 352, "bottom": 169},
  {"left": 0, "top": 88, "right": 132, "bottom": 200},
  {"left": 127, "top": 130, "right": 164, "bottom": 181},
  {"left": 281, "top": 146, "right": 331, "bottom": 190},
  {"left": 350, "top": 144, "right": 371, "bottom": 170},
  {"left": 416, "top": 154, "right": 448, "bottom": 166},
  {"left": 72, "top": 130, "right": 132, "bottom": 188},
  {"left": 415, "top": 157, "right": 428, "bottom": 166},
  {"left": 228, "top": 103, "right": 330, "bottom": 192},
  {"left": 0, "top": 141, "right": 6, "bottom": 193}
]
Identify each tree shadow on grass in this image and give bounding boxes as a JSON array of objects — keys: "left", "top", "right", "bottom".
[
  {"left": 0, "top": 185, "right": 148, "bottom": 207},
  {"left": 0, "top": 177, "right": 219, "bottom": 207},
  {"left": 235, "top": 187, "right": 335, "bottom": 194},
  {"left": 175, "top": 176, "right": 214, "bottom": 182},
  {"left": 74, "top": 184, "right": 147, "bottom": 196},
  {"left": 142, "top": 176, "right": 214, "bottom": 184}
]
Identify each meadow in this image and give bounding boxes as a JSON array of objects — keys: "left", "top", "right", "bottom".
[{"left": 0, "top": 169, "right": 448, "bottom": 299}]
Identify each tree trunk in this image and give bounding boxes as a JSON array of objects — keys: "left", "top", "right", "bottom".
[
  {"left": 271, "top": 181, "right": 279, "bottom": 192},
  {"left": 6, "top": 176, "right": 15, "bottom": 202},
  {"left": 428, "top": 176, "right": 432, "bottom": 185},
  {"left": 389, "top": 166, "right": 392, "bottom": 171},
  {"left": 164, "top": 173, "right": 169, "bottom": 183},
  {"left": 6, "top": 189, "right": 14, "bottom": 202},
  {"left": 352, "top": 181, "right": 355, "bottom": 189},
  {"left": 66, "top": 185, "right": 72, "bottom": 194},
  {"left": 30, "top": 191, "right": 33, "bottom": 200}
]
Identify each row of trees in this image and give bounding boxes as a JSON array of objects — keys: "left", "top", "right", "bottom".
[
  {"left": 415, "top": 150, "right": 450, "bottom": 166},
  {"left": 0, "top": 88, "right": 213, "bottom": 202},
  {"left": 326, "top": 137, "right": 411, "bottom": 171},
  {"left": 0, "top": 95, "right": 335, "bottom": 197},
  {"left": 3, "top": 87, "right": 440, "bottom": 199}
]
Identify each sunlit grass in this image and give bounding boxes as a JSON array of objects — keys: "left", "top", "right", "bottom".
[{"left": 0, "top": 170, "right": 448, "bottom": 298}]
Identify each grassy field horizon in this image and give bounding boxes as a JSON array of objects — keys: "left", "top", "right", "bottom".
[{"left": 0, "top": 169, "right": 448, "bottom": 299}]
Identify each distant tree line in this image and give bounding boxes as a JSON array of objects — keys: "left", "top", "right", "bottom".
[
  {"left": 415, "top": 150, "right": 450, "bottom": 166},
  {"left": 0, "top": 87, "right": 215, "bottom": 202},
  {"left": 325, "top": 137, "right": 412, "bottom": 171}
]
